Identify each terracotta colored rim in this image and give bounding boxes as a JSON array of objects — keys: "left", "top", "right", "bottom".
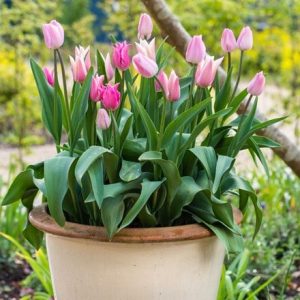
[{"left": 29, "top": 204, "right": 243, "bottom": 243}]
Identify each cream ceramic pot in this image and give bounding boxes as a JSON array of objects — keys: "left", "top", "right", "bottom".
[{"left": 30, "top": 205, "right": 242, "bottom": 300}]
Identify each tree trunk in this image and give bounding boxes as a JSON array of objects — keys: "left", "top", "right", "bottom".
[{"left": 142, "top": 0, "right": 300, "bottom": 177}]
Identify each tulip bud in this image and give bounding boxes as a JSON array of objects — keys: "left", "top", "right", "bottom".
[
  {"left": 135, "top": 38, "right": 156, "bottom": 60},
  {"left": 195, "top": 56, "right": 223, "bottom": 88},
  {"left": 185, "top": 35, "right": 206, "bottom": 64},
  {"left": 75, "top": 46, "right": 91, "bottom": 70},
  {"left": 138, "top": 13, "right": 153, "bottom": 40},
  {"left": 70, "top": 56, "right": 87, "bottom": 83},
  {"left": 237, "top": 26, "right": 253, "bottom": 51},
  {"left": 97, "top": 108, "right": 111, "bottom": 130},
  {"left": 43, "top": 67, "right": 54, "bottom": 86},
  {"left": 101, "top": 84, "right": 121, "bottom": 111},
  {"left": 90, "top": 75, "right": 105, "bottom": 102},
  {"left": 104, "top": 53, "right": 115, "bottom": 82},
  {"left": 42, "top": 20, "right": 64, "bottom": 49},
  {"left": 132, "top": 53, "right": 158, "bottom": 78},
  {"left": 155, "top": 71, "right": 169, "bottom": 97},
  {"left": 112, "top": 42, "right": 131, "bottom": 71},
  {"left": 221, "top": 28, "right": 237, "bottom": 53},
  {"left": 168, "top": 70, "right": 180, "bottom": 102},
  {"left": 247, "top": 71, "right": 265, "bottom": 96}
]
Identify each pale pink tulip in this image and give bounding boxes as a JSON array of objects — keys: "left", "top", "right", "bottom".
[
  {"left": 138, "top": 13, "right": 153, "bottom": 40},
  {"left": 97, "top": 108, "right": 111, "bottom": 130},
  {"left": 221, "top": 28, "right": 237, "bottom": 53},
  {"left": 132, "top": 53, "right": 158, "bottom": 78},
  {"left": 185, "top": 35, "right": 206, "bottom": 64},
  {"left": 90, "top": 75, "right": 105, "bottom": 102},
  {"left": 247, "top": 71, "right": 265, "bottom": 96},
  {"left": 70, "top": 55, "right": 87, "bottom": 83},
  {"left": 237, "top": 26, "right": 253, "bottom": 51},
  {"left": 43, "top": 67, "right": 54, "bottom": 86},
  {"left": 112, "top": 42, "right": 131, "bottom": 71},
  {"left": 168, "top": 70, "right": 180, "bottom": 102},
  {"left": 104, "top": 53, "right": 115, "bottom": 81},
  {"left": 75, "top": 46, "right": 91, "bottom": 70},
  {"left": 155, "top": 71, "right": 169, "bottom": 97},
  {"left": 42, "top": 20, "right": 64, "bottom": 49},
  {"left": 135, "top": 38, "right": 156, "bottom": 60}
]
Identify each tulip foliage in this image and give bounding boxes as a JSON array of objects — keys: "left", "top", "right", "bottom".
[{"left": 2, "top": 16, "right": 283, "bottom": 253}]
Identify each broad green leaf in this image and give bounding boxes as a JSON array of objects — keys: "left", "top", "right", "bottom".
[
  {"left": 248, "top": 137, "right": 269, "bottom": 176},
  {"left": 119, "top": 160, "right": 142, "bottom": 182},
  {"left": 45, "top": 156, "right": 75, "bottom": 226},
  {"left": 190, "top": 147, "right": 217, "bottom": 180},
  {"left": 119, "top": 179, "right": 164, "bottom": 230},
  {"left": 96, "top": 50, "right": 107, "bottom": 81},
  {"left": 88, "top": 159, "right": 104, "bottom": 208},
  {"left": 215, "top": 68, "right": 232, "bottom": 112},
  {"left": 101, "top": 196, "right": 125, "bottom": 239},
  {"left": 223, "top": 88, "right": 248, "bottom": 119}
]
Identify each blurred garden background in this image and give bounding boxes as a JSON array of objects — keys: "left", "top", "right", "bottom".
[{"left": 0, "top": 0, "right": 300, "bottom": 299}]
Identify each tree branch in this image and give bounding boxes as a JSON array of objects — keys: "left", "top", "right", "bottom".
[{"left": 142, "top": 0, "right": 300, "bottom": 177}]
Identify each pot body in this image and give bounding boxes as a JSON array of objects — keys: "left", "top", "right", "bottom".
[{"left": 46, "top": 233, "right": 224, "bottom": 300}]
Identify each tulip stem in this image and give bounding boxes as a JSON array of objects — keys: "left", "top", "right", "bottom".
[
  {"left": 227, "top": 52, "right": 231, "bottom": 74},
  {"left": 232, "top": 50, "right": 244, "bottom": 99},
  {"left": 186, "top": 65, "right": 197, "bottom": 111},
  {"left": 53, "top": 50, "right": 60, "bottom": 153}
]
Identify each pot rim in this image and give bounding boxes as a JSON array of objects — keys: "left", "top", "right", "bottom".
[{"left": 29, "top": 204, "right": 243, "bottom": 243}]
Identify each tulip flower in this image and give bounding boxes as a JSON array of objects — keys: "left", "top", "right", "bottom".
[
  {"left": 135, "top": 38, "right": 156, "bottom": 60},
  {"left": 168, "top": 70, "right": 180, "bottom": 102},
  {"left": 247, "top": 71, "right": 265, "bottom": 96},
  {"left": 75, "top": 46, "right": 91, "bottom": 70},
  {"left": 90, "top": 75, "right": 105, "bottom": 102},
  {"left": 155, "top": 71, "right": 169, "bottom": 97},
  {"left": 112, "top": 41, "right": 131, "bottom": 71},
  {"left": 185, "top": 35, "right": 206, "bottom": 64},
  {"left": 43, "top": 67, "right": 54, "bottom": 86},
  {"left": 101, "top": 84, "right": 121, "bottom": 111},
  {"left": 132, "top": 53, "right": 158, "bottom": 78},
  {"left": 42, "top": 20, "right": 64, "bottom": 49},
  {"left": 221, "top": 28, "right": 237, "bottom": 53},
  {"left": 138, "top": 13, "right": 153, "bottom": 40},
  {"left": 195, "top": 56, "right": 223, "bottom": 88},
  {"left": 237, "top": 26, "right": 253, "bottom": 51},
  {"left": 104, "top": 53, "right": 115, "bottom": 82},
  {"left": 97, "top": 108, "right": 111, "bottom": 130}
]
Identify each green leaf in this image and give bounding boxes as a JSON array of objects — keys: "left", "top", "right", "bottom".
[
  {"left": 139, "top": 151, "right": 181, "bottom": 203},
  {"left": 119, "top": 160, "right": 142, "bottom": 182},
  {"left": 23, "top": 222, "right": 43, "bottom": 250},
  {"left": 1, "top": 169, "right": 35, "bottom": 205},
  {"left": 44, "top": 156, "right": 75, "bottom": 226},
  {"left": 96, "top": 50, "right": 107, "bottom": 81},
  {"left": 101, "top": 196, "right": 125, "bottom": 239},
  {"left": 119, "top": 179, "right": 164, "bottom": 230},
  {"left": 248, "top": 137, "right": 269, "bottom": 176},
  {"left": 215, "top": 68, "right": 232, "bottom": 111},
  {"left": 224, "top": 88, "right": 248, "bottom": 119},
  {"left": 88, "top": 159, "right": 104, "bottom": 208},
  {"left": 190, "top": 147, "right": 217, "bottom": 181},
  {"left": 162, "top": 98, "right": 211, "bottom": 147}
]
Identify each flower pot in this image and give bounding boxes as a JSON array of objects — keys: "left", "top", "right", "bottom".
[{"left": 29, "top": 205, "right": 242, "bottom": 300}]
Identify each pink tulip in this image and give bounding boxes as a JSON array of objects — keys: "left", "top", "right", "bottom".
[
  {"left": 247, "top": 71, "right": 265, "bottom": 96},
  {"left": 185, "top": 35, "right": 206, "bottom": 64},
  {"left": 42, "top": 20, "right": 64, "bottom": 49},
  {"left": 90, "top": 75, "right": 105, "bottom": 102},
  {"left": 168, "top": 70, "right": 180, "bottom": 102},
  {"left": 237, "top": 26, "right": 253, "bottom": 51},
  {"left": 97, "top": 108, "right": 111, "bottom": 130},
  {"left": 132, "top": 53, "right": 158, "bottom": 78},
  {"left": 112, "top": 41, "right": 131, "bottom": 71},
  {"left": 43, "top": 67, "right": 54, "bottom": 86},
  {"left": 75, "top": 46, "right": 91, "bottom": 70},
  {"left": 195, "top": 56, "right": 223, "bottom": 88},
  {"left": 155, "top": 71, "right": 169, "bottom": 97},
  {"left": 101, "top": 84, "right": 121, "bottom": 111},
  {"left": 70, "top": 55, "right": 87, "bottom": 83},
  {"left": 135, "top": 38, "right": 156, "bottom": 60},
  {"left": 221, "top": 28, "right": 237, "bottom": 53},
  {"left": 138, "top": 13, "right": 153, "bottom": 40},
  {"left": 104, "top": 53, "right": 115, "bottom": 81}
]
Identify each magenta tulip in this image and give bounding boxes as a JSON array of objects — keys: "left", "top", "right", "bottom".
[
  {"left": 104, "top": 53, "right": 115, "bottom": 82},
  {"left": 112, "top": 42, "right": 131, "bottom": 71},
  {"left": 90, "top": 75, "right": 105, "bottom": 102},
  {"left": 138, "top": 13, "right": 153, "bottom": 40},
  {"left": 43, "top": 67, "right": 54, "bottom": 86},
  {"left": 101, "top": 84, "right": 121, "bottom": 111},
  {"left": 221, "top": 28, "right": 237, "bottom": 53},
  {"left": 96, "top": 108, "right": 111, "bottom": 130},
  {"left": 237, "top": 26, "right": 253, "bottom": 51},
  {"left": 135, "top": 38, "right": 156, "bottom": 60},
  {"left": 168, "top": 70, "right": 180, "bottom": 102},
  {"left": 132, "top": 53, "right": 158, "bottom": 78},
  {"left": 155, "top": 71, "right": 169, "bottom": 97},
  {"left": 195, "top": 56, "right": 223, "bottom": 88},
  {"left": 185, "top": 35, "right": 206, "bottom": 64},
  {"left": 247, "top": 71, "right": 265, "bottom": 96},
  {"left": 42, "top": 20, "right": 64, "bottom": 49}
]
